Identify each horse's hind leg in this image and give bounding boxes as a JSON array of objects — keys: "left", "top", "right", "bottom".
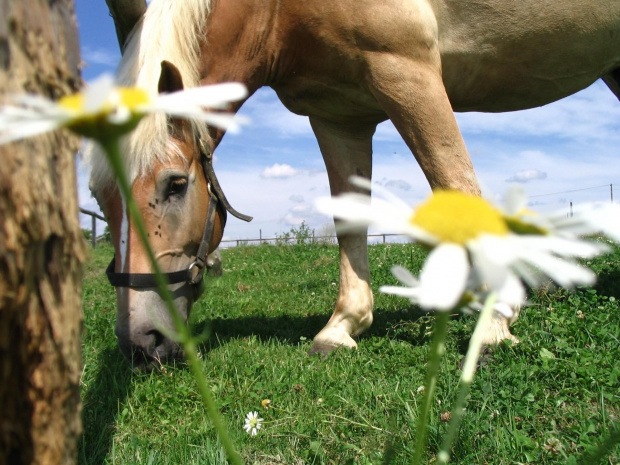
[
  {"left": 365, "top": 53, "right": 518, "bottom": 344},
  {"left": 603, "top": 69, "right": 620, "bottom": 101},
  {"left": 308, "top": 117, "right": 376, "bottom": 355}
]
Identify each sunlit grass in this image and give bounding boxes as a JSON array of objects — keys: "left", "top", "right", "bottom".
[{"left": 80, "top": 241, "right": 620, "bottom": 464}]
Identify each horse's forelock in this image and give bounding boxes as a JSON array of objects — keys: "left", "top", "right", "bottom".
[
  {"left": 87, "top": 0, "right": 213, "bottom": 192},
  {"left": 85, "top": 116, "right": 211, "bottom": 195}
]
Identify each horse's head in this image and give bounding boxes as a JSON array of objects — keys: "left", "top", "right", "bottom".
[{"left": 90, "top": 61, "right": 227, "bottom": 370}]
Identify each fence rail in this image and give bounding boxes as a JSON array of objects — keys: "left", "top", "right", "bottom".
[
  {"left": 78, "top": 207, "right": 408, "bottom": 249},
  {"left": 218, "top": 232, "right": 409, "bottom": 248}
]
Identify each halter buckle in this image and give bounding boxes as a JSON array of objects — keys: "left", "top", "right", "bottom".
[{"left": 187, "top": 259, "right": 206, "bottom": 285}]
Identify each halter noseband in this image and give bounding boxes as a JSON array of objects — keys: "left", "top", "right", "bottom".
[{"left": 105, "top": 139, "right": 252, "bottom": 290}]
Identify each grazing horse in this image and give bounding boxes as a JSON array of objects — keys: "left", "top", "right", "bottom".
[{"left": 88, "top": 0, "right": 620, "bottom": 368}]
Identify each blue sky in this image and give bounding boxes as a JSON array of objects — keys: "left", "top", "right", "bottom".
[{"left": 75, "top": 1, "right": 620, "bottom": 244}]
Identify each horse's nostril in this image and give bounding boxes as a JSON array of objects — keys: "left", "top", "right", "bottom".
[{"left": 145, "top": 329, "right": 165, "bottom": 349}]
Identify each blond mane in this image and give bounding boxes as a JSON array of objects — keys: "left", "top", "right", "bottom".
[{"left": 87, "top": 0, "right": 212, "bottom": 191}]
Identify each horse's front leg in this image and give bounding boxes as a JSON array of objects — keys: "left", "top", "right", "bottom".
[{"left": 309, "top": 117, "right": 376, "bottom": 355}]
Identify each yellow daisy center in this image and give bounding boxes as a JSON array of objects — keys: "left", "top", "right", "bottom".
[
  {"left": 58, "top": 93, "right": 85, "bottom": 112},
  {"left": 57, "top": 87, "right": 151, "bottom": 140},
  {"left": 58, "top": 87, "right": 150, "bottom": 115},
  {"left": 410, "top": 190, "right": 509, "bottom": 244},
  {"left": 118, "top": 87, "right": 151, "bottom": 108}
]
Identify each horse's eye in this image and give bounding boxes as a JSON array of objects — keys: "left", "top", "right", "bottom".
[{"left": 166, "top": 177, "right": 188, "bottom": 199}]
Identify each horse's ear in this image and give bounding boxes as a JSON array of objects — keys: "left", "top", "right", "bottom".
[
  {"left": 158, "top": 61, "right": 191, "bottom": 141},
  {"left": 158, "top": 60, "right": 184, "bottom": 94}
]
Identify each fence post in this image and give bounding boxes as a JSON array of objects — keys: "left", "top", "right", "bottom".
[{"left": 91, "top": 215, "right": 96, "bottom": 248}]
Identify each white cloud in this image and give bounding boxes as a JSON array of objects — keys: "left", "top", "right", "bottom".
[
  {"left": 261, "top": 163, "right": 300, "bottom": 179},
  {"left": 290, "top": 205, "right": 311, "bottom": 214},
  {"left": 383, "top": 179, "right": 412, "bottom": 191},
  {"left": 81, "top": 45, "right": 120, "bottom": 68},
  {"left": 283, "top": 213, "right": 306, "bottom": 226},
  {"left": 505, "top": 169, "right": 548, "bottom": 183},
  {"left": 289, "top": 194, "right": 305, "bottom": 203}
]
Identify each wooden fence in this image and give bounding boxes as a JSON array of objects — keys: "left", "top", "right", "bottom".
[
  {"left": 218, "top": 230, "right": 408, "bottom": 248},
  {"left": 79, "top": 208, "right": 106, "bottom": 248},
  {"left": 78, "top": 209, "right": 407, "bottom": 249}
]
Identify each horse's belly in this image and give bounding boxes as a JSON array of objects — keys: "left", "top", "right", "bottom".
[
  {"left": 437, "top": 0, "right": 620, "bottom": 111},
  {"left": 273, "top": 79, "right": 387, "bottom": 124}
]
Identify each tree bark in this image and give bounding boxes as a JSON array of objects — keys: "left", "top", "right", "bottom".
[
  {"left": 0, "top": 1, "right": 84, "bottom": 464},
  {"left": 105, "top": 0, "right": 147, "bottom": 51}
]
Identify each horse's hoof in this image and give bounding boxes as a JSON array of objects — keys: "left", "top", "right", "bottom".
[
  {"left": 481, "top": 314, "right": 521, "bottom": 346},
  {"left": 309, "top": 327, "right": 357, "bottom": 356}
]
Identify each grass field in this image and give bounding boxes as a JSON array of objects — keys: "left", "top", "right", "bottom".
[{"left": 80, "top": 240, "right": 620, "bottom": 464}]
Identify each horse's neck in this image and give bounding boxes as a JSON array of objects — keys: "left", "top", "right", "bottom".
[{"left": 197, "top": 0, "right": 283, "bottom": 95}]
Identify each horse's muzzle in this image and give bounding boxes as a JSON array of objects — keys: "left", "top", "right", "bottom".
[{"left": 117, "top": 324, "right": 184, "bottom": 371}]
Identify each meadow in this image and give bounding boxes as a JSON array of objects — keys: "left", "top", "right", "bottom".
[{"left": 80, "top": 239, "right": 620, "bottom": 464}]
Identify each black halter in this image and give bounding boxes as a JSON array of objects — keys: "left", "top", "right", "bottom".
[{"left": 105, "top": 139, "right": 252, "bottom": 289}]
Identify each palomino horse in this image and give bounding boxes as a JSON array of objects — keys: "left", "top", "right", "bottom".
[{"left": 88, "top": 0, "right": 620, "bottom": 368}]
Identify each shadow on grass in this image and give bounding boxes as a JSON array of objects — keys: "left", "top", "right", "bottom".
[
  {"left": 192, "top": 306, "right": 437, "bottom": 353},
  {"left": 594, "top": 267, "right": 620, "bottom": 299},
  {"left": 79, "top": 347, "right": 134, "bottom": 465}
]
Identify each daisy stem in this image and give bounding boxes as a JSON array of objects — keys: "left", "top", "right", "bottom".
[
  {"left": 99, "top": 137, "right": 241, "bottom": 465},
  {"left": 437, "top": 292, "right": 497, "bottom": 464},
  {"left": 411, "top": 310, "right": 451, "bottom": 465}
]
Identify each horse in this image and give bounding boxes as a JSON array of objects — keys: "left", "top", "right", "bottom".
[{"left": 87, "top": 0, "right": 620, "bottom": 368}]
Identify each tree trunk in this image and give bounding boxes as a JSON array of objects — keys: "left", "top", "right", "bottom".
[{"left": 0, "top": 1, "right": 84, "bottom": 464}]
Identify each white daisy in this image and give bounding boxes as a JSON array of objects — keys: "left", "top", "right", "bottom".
[
  {"left": 0, "top": 74, "right": 247, "bottom": 144},
  {"left": 502, "top": 185, "right": 620, "bottom": 243},
  {"left": 316, "top": 178, "right": 616, "bottom": 311},
  {"left": 243, "top": 411, "right": 263, "bottom": 436}
]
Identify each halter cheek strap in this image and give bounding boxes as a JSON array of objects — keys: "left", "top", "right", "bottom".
[{"left": 105, "top": 140, "right": 252, "bottom": 289}]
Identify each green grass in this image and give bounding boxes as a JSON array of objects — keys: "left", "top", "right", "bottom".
[{"left": 80, "top": 241, "right": 620, "bottom": 464}]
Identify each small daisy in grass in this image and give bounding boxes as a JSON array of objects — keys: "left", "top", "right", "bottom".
[
  {"left": 243, "top": 411, "right": 263, "bottom": 436},
  {"left": 0, "top": 73, "right": 247, "bottom": 144},
  {"left": 316, "top": 177, "right": 616, "bottom": 311}
]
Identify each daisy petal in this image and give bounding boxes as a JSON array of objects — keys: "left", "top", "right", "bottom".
[
  {"left": 495, "top": 271, "right": 526, "bottom": 308},
  {"left": 379, "top": 285, "right": 423, "bottom": 300},
  {"left": 391, "top": 265, "right": 419, "bottom": 287},
  {"left": 83, "top": 74, "right": 115, "bottom": 113},
  {"left": 158, "top": 82, "right": 248, "bottom": 109},
  {"left": 519, "top": 249, "right": 596, "bottom": 288},
  {"left": 417, "top": 243, "right": 469, "bottom": 310},
  {"left": 493, "top": 302, "right": 514, "bottom": 319},
  {"left": 0, "top": 119, "right": 63, "bottom": 145},
  {"left": 504, "top": 185, "right": 527, "bottom": 216}
]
